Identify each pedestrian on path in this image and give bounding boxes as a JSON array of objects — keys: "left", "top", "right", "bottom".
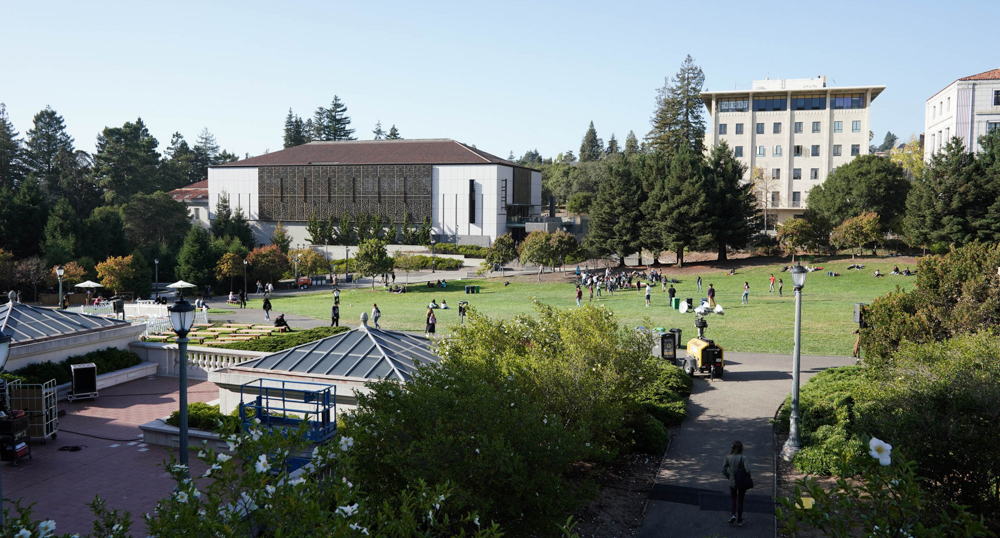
[
  {"left": 707, "top": 283, "right": 716, "bottom": 307},
  {"left": 769, "top": 274, "right": 775, "bottom": 292},
  {"left": 425, "top": 308, "right": 436, "bottom": 337},
  {"left": 331, "top": 303, "right": 340, "bottom": 327},
  {"left": 741, "top": 282, "right": 750, "bottom": 304},
  {"left": 262, "top": 298, "right": 272, "bottom": 321},
  {"left": 239, "top": 289, "right": 247, "bottom": 309},
  {"left": 372, "top": 303, "right": 382, "bottom": 329},
  {"left": 576, "top": 285, "right": 582, "bottom": 306},
  {"left": 697, "top": 276, "right": 703, "bottom": 292},
  {"left": 645, "top": 283, "right": 652, "bottom": 307},
  {"left": 722, "top": 440, "right": 752, "bottom": 527}
]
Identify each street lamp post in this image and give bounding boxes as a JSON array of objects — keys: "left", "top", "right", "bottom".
[
  {"left": 431, "top": 240, "right": 437, "bottom": 273},
  {"left": 168, "top": 298, "right": 196, "bottom": 474},
  {"left": 154, "top": 259, "right": 159, "bottom": 300},
  {"left": 243, "top": 259, "right": 248, "bottom": 295},
  {"left": 0, "top": 330, "right": 11, "bottom": 529},
  {"left": 345, "top": 246, "right": 350, "bottom": 280},
  {"left": 293, "top": 255, "right": 301, "bottom": 287},
  {"left": 782, "top": 264, "right": 808, "bottom": 461},
  {"left": 56, "top": 265, "right": 64, "bottom": 310}
]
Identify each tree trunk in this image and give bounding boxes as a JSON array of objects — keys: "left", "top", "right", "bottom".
[
  {"left": 649, "top": 251, "right": 665, "bottom": 267},
  {"left": 676, "top": 247, "right": 685, "bottom": 268},
  {"left": 536, "top": 264, "right": 543, "bottom": 282},
  {"left": 717, "top": 242, "right": 728, "bottom": 262}
]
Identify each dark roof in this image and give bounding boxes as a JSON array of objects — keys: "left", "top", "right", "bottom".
[
  {"left": 237, "top": 325, "right": 438, "bottom": 382},
  {"left": 169, "top": 180, "right": 208, "bottom": 202},
  {"left": 216, "top": 139, "right": 519, "bottom": 168},
  {"left": 0, "top": 302, "right": 130, "bottom": 346},
  {"left": 959, "top": 68, "right": 1000, "bottom": 81}
]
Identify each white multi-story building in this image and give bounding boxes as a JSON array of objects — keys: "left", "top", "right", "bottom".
[
  {"left": 924, "top": 68, "right": 1000, "bottom": 161},
  {"left": 207, "top": 139, "right": 542, "bottom": 247},
  {"left": 702, "top": 77, "right": 885, "bottom": 224}
]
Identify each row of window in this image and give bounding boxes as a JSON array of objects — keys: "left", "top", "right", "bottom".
[
  {"left": 719, "top": 120, "right": 861, "bottom": 135},
  {"left": 769, "top": 191, "right": 804, "bottom": 208},
  {"left": 767, "top": 168, "right": 821, "bottom": 180},
  {"left": 733, "top": 144, "right": 859, "bottom": 158},
  {"left": 718, "top": 94, "right": 867, "bottom": 113}
]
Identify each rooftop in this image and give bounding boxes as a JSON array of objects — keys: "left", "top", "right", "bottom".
[
  {"left": 213, "top": 139, "right": 523, "bottom": 169},
  {"left": 701, "top": 78, "right": 886, "bottom": 109},
  {"left": 169, "top": 180, "right": 208, "bottom": 202},
  {"left": 0, "top": 302, "right": 130, "bottom": 345},
  {"left": 959, "top": 67, "right": 1000, "bottom": 81}
]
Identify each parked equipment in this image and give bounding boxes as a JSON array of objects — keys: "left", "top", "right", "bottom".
[
  {"left": 7, "top": 379, "right": 58, "bottom": 444},
  {"left": 677, "top": 304, "right": 725, "bottom": 379}
]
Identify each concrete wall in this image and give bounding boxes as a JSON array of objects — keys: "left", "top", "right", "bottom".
[{"left": 7, "top": 324, "right": 147, "bottom": 372}]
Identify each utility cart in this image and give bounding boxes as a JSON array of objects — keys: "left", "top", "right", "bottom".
[
  {"left": 7, "top": 379, "right": 59, "bottom": 444},
  {"left": 0, "top": 415, "right": 31, "bottom": 466}
]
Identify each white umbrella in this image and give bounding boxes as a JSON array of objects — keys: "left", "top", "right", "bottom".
[
  {"left": 166, "top": 281, "right": 197, "bottom": 289},
  {"left": 74, "top": 280, "right": 103, "bottom": 288}
]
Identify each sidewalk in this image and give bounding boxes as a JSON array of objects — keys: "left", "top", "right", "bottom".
[{"left": 636, "top": 352, "right": 853, "bottom": 538}]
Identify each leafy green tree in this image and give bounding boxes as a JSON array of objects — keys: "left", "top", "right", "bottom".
[
  {"left": 579, "top": 121, "right": 604, "bottom": 162},
  {"left": 807, "top": 155, "right": 910, "bottom": 233},
  {"left": 392, "top": 251, "right": 420, "bottom": 283},
  {"left": 904, "top": 138, "right": 985, "bottom": 251},
  {"left": 52, "top": 148, "right": 101, "bottom": 217},
  {"left": 776, "top": 217, "right": 818, "bottom": 262},
  {"left": 624, "top": 130, "right": 640, "bottom": 156},
  {"left": 642, "top": 148, "right": 712, "bottom": 267},
  {"left": 385, "top": 125, "right": 401, "bottom": 140},
  {"left": 23, "top": 105, "right": 75, "bottom": 197},
  {"left": 519, "top": 231, "right": 556, "bottom": 279},
  {"left": 0, "top": 103, "right": 25, "bottom": 190},
  {"left": 566, "top": 192, "right": 593, "bottom": 216},
  {"left": 247, "top": 244, "right": 289, "bottom": 285},
  {"left": 95, "top": 254, "right": 137, "bottom": 295},
  {"left": 42, "top": 198, "right": 80, "bottom": 265},
  {"left": 334, "top": 214, "right": 353, "bottom": 246},
  {"left": 549, "top": 230, "right": 578, "bottom": 268},
  {"left": 81, "top": 206, "right": 131, "bottom": 262},
  {"left": 877, "top": 131, "right": 898, "bottom": 152},
  {"left": 647, "top": 54, "right": 706, "bottom": 155},
  {"left": 92, "top": 118, "right": 161, "bottom": 203},
  {"left": 704, "top": 141, "right": 758, "bottom": 260},
  {"left": 211, "top": 193, "right": 256, "bottom": 248},
  {"left": 889, "top": 134, "right": 926, "bottom": 180},
  {"left": 122, "top": 191, "right": 190, "bottom": 249},
  {"left": 485, "top": 233, "right": 517, "bottom": 277},
  {"left": 283, "top": 109, "right": 308, "bottom": 148},
  {"left": 177, "top": 226, "right": 216, "bottom": 287},
  {"left": 372, "top": 120, "right": 385, "bottom": 140},
  {"left": 586, "top": 155, "right": 644, "bottom": 263},
  {"left": 215, "top": 251, "right": 243, "bottom": 291},
  {"left": 354, "top": 238, "right": 394, "bottom": 290},
  {"left": 830, "top": 211, "right": 881, "bottom": 257},
  {"left": 270, "top": 222, "right": 291, "bottom": 253},
  {"left": 305, "top": 212, "right": 333, "bottom": 245}
]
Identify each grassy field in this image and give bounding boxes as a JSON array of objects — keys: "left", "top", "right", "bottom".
[{"left": 242, "top": 258, "right": 915, "bottom": 356}]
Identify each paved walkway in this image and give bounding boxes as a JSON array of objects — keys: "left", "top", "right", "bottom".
[{"left": 636, "top": 352, "right": 853, "bottom": 538}]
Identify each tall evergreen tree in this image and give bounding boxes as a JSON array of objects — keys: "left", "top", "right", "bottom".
[
  {"left": 0, "top": 103, "right": 25, "bottom": 189},
  {"left": 92, "top": 118, "right": 161, "bottom": 203},
  {"left": 53, "top": 149, "right": 100, "bottom": 217},
  {"left": 284, "top": 109, "right": 308, "bottom": 148},
  {"left": 585, "top": 155, "right": 645, "bottom": 263},
  {"left": 177, "top": 226, "right": 216, "bottom": 287},
  {"left": 579, "top": 121, "right": 604, "bottom": 162},
  {"left": 606, "top": 133, "right": 619, "bottom": 157},
  {"left": 161, "top": 132, "right": 195, "bottom": 190},
  {"left": 642, "top": 147, "right": 712, "bottom": 267},
  {"left": 704, "top": 141, "right": 759, "bottom": 261},
  {"left": 372, "top": 121, "right": 385, "bottom": 140},
  {"left": 0, "top": 178, "right": 48, "bottom": 257},
  {"left": 647, "top": 55, "right": 706, "bottom": 156},
  {"left": 81, "top": 206, "right": 131, "bottom": 262},
  {"left": 42, "top": 197, "right": 79, "bottom": 264},
  {"left": 385, "top": 125, "right": 401, "bottom": 140},
  {"left": 191, "top": 128, "right": 221, "bottom": 182},
  {"left": 327, "top": 96, "right": 355, "bottom": 140},
  {"left": 624, "top": 131, "right": 640, "bottom": 156},
  {"left": 24, "top": 105, "right": 75, "bottom": 197},
  {"left": 904, "top": 138, "right": 985, "bottom": 250}
]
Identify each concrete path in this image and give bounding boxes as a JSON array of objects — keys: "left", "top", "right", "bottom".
[{"left": 636, "top": 352, "right": 853, "bottom": 538}]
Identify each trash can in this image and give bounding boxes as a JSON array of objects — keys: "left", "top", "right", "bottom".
[
  {"left": 68, "top": 363, "right": 98, "bottom": 402},
  {"left": 465, "top": 285, "right": 471, "bottom": 294},
  {"left": 475, "top": 285, "right": 480, "bottom": 294},
  {"left": 345, "top": 274, "right": 353, "bottom": 283},
  {"left": 669, "top": 328, "right": 683, "bottom": 350},
  {"left": 653, "top": 332, "right": 677, "bottom": 360},
  {"left": 671, "top": 297, "right": 680, "bottom": 309}
]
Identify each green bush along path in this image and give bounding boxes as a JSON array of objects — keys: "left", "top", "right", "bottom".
[{"left": 250, "top": 260, "right": 913, "bottom": 356}]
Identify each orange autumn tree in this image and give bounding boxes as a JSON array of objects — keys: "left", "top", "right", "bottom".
[
  {"left": 96, "top": 255, "right": 137, "bottom": 295},
  {"left": 47, "top": 261, "right": 87, "bottom": 288},
  {"left": 215, "top": 252, "right": 244, "bottom": 292}
]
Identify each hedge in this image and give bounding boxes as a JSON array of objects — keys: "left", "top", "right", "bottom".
[
  {"left": 2, "top": 347, "right": 142, "bottom": 385},
  {"left": 216, "top": 326, "right": 349, "bottom": 352},
  {"left": 430, "top": 244, "right": 489, "bottom": 258}
]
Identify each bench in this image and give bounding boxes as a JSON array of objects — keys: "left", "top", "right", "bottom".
[
  {"left": 225, "top": 323, "right": 254, "bottom": 328},
  {"left": 226, "top": 300, "right": 240, "bottom": 306}
]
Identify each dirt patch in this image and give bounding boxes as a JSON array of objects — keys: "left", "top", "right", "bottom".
[{"left": 569, "top": 452, "right": 661, "bottom": 537}]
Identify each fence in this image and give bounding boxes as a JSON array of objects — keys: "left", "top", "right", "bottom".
[
  {"left": 129, "top": 341, "right": 269, "bottom": 380},
  {"left": 73, "top": 303, "right": 207, "bottom": 337}
]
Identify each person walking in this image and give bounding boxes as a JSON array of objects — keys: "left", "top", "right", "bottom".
[
  {"left": 331, "top": 303, "right": 340, "bottom": 327},
  {"left": 589, "top": 283, "right": 594, "bottom": 302},
  {"left": 239, "top": 289, "right": 247, "bottom": 309},
  {"left": 575, "top": 285, "right": 582, "bottom": 306},
  {"left": 741, "top": 282, "right": 750, "bottom": 305},
  {"left": 334, "top": 288, "right": 340, "bottom": 303},
  {"left": 256, "top": 280, "right": 263, "bottom": 294},
  {"left": 707, "top": 283, "right": 716, "bottom": 307},
  {"left": 262, "top": 297, "right": 272, "bottom": 321},
  {"left": 645, "top": 283, "right": 652, "bottom": 307},
  {"left": 769, "top": 274, "right": 775, "bottom": 293},
  {"left": 667, "top": 284, "right": 676, "bottom": 304},
  {"left": 697, "top": 276, "right": 703, "bottom": 292},
  {"left": 778, "top": 278, "right": 783, "bottom": 298},
  {"left": 371, "top": 303, "right": 381, "bottom": 329},
  {"left": 425, "top": 308, "right": 437, "bottom": 338},
  {"left": 722, "top": 440, "right": 752, "bottom": 527}
]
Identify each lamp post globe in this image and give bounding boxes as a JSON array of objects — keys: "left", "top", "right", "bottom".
[
  {"left": 56, "top": 265, "right": 65, "bottom": 310},
  {"left": 168, "top": 298, "right": 196, "bottom": 473},
  {"left": 782, "top": 263, "right": 808, "bottom": 461}
]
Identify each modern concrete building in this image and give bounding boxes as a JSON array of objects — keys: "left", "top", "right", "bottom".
[
  {"left": 207, "top": 139, "right": 542, "bottom": 247},
  {"left": 924, "top": 68, "right": 1000, "bottom": 161},
  {"left": 169, "top": 179, "right": 210, "bottom": 228},
  {"left": 702, "top": 77, "right": 885, "bottom": 225}
]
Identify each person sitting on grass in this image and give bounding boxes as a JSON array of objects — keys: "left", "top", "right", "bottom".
[
  {"left": 441, "top": 300, "right": 449, "bottom": 309},
  {"left": 429, "top": 299, "right": 439, "bottom": 309}
]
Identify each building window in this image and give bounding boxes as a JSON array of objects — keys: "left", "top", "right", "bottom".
[
  {"left": 753, "top": 96, "right": 788, "bottom": 111},
  {"left": 719, "top": 98, "right": 750, "bottom": 112},
  {"left": 790, "top": 93, "right": 827, "bottom": 110},
  {"left": 932, "top": 105, "right": 936, "bottom": 118},
  {"left": 810, "top": 168, "right": 819, "bottom": 180},
  {"left": 945, "top": 127, "right": 950, "bottom": 141},
  {"left": 852, "top": 120, "right": 861, "bottom": 133},
  {"left": 718, "top": 123, "right": 727, "bottom": 135},
  {"left": 772, "top": 168, "right": 781, "bottom": 180},
  {"left": 830, "top": 93, "right": 866, "bottom": 109},
  {"left": 811, "top": 145, "right": 820, "bottom": 157},
  {"left": 938, "top": 131, "right": 943, "bottom": 149},
  {"left": 930, "top": 133, "right": 935, "bottom": 150},
  {"left": 757, "top": 146, "right": 766, "bottom": 156},
  {"left": 735, "top": 123, "right": 744, "bottom": 135},
  {"left": 851, "top": 144, "right": 860, "bottom": 156},
  {"left": 773, "top": 122, "right": 781, "bottom": 134},
  {"left": 834, "top": 121, "right": 843, "bottom": 133},
  {"left": 994, "top": 90, "right": 1000, "bottom": 106},
  {"left": 833, "top": 145, "right": 842, "bottom": 157},
  {"left": 773, "top": 145, "right": 782, "bottom": 157},
  {"left": 734, "top": 146, "right": 743, "bottom": 157},
  {"left": 792, "top": 191, "right": 802, "bottom": 208},
  {"left": 812, "top": 121, "right": 821, "bottom": 133},
  {"left": 793, "top": 168, "right": 802, "bottom": 180},
  {"left": 193, "top": 208, "right": 200, "bottom": 220},
  {"left": 469, "top": 179, "right": 476, "bottom": 224},
  {"left": 988, "top": 122, "right": 1000, "bottom": 133},
  {"left": 793, "top": 145, "right": 803, "bottom": 156},
  {"left": 771, "top": 192, "right": 780, "bottom": 206},
  {"left": 794, "top": 122, "right": 803, "bottom": 133},
  {"left": 947, "top": 97, "right": 951, "bottom": 112},
  {"left": 756, "top": 123, "right": 764, "bottom": 134}
]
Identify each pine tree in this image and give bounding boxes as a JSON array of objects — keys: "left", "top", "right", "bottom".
[
  {"left": 0, "top": 103, "right": 25, "bottom": 190},
  {"left": 386, "top": 125, "right": 401, "bottom": 140},
  {"left": 904, "top": 138, "right": 985, "bottom": 249},
  {"left": 42, "top": 197, "right": 79, "bottom": 264},
  {"left": 191, "top": 128, "right": 221, "bottom": 182},
  {"left": 579, "top": 121, "right": 604, "bottom": 162},
  {"left": 703, "top": 141, "right": 759, "bottom": 261},
  {"left": 177, "top": 226, "right": 216, "bottom": 287},
  {"left": 284, "top": 109, "right": 308, "bottom": 148},
  {"left": 372, "top": 121, "right": 385, "bottom": 140},
  {"left": 161, "top": 132, "right": 195, "bottom": 190},
  {"left": 327, "top": 96, "right": 356, "bottom": 141},
  {"left": 92, "top": 118, "right": 162, "bottom": 203},
  {"left": 24, "top": 105, "right": 75, "bottom": 196},
  {"left": 311, "top": 106, "right": 330, "bottom": 141},
  {"left": 647, "top": 55, "right": 707, "bottom": 156},
  {"left": 641, "top": 147, "right": 712, "bottom": 267},
  {"left": 585, "top": 155, "right": 645, "bottom": 263},
  {"left": 624, "top": 131, "right": 640, "bottom": 156},
  {"left": 606, "top": 134, "right": 619, "bottom": 157}
]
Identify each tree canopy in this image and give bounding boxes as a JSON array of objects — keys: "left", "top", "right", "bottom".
[
  {"left": 647, "top": 55, "right": 706, "bottom": 156},
  {"left": 806, "top": 154, "right": 910, "bottom": 234}
]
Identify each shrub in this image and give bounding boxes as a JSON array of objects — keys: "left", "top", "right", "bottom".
[
  {"left": 628, "top": 413, "right": 671, "bottom": 455},
  {"left": 7, "top": 347, "right": 142, "bottom": 385},
  {"left": 216, "top": 326, "right": 348, "bottom": 352},
  {"left": 432, "top": 244, "right": 489, "bottom": 258}
]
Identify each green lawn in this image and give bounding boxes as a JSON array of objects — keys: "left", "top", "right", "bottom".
[{"left": 244, "top": 259, "right": 914, "bottom": 356}]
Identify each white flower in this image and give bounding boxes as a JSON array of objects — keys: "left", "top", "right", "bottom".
[
  {"left": 543, "top": 418, "right": 547, "bottom": 424},
  {"left": 197, "top": 450, "right": 206, "bottom": 458},
  {"left": 172, "top": 464, "right": 188, "bottom": 473},
  {"left": 337, "top": 503, "right": 359, "bottom": 517},
  {"left": 16, "top": 529, "right": 31, "bottom": 538},
  {"left": 193, "top": 489, "right": 201, "bottom": 498},
  {"left": 289, "top": 477, "right": 306, "bottom": 486},
  {"left": 474, "top": 516, "right": 480, "bottom": 526},
  {"left": 175, "top": 491, "right": 188, "bottom": 503},
  {"left": 38, "top": 520, "right": 56, "bottom": 537},
  {"left": 217, "top": 453, "right": 231, "bottom": 462},
  {"left": 255, "top": 454, "right": 270, "bottom": 473},
  {"left": 869, "top": 437, "right": 893, "bottom": 466},
  {"left": 265, "top": 485, "right": 276, "bottom": 496},
  {"left": 342, "top": 477, "right": 353, "bottom": 489},
  {"left": 475, "top": 449, "right": 480, "bottom": 454},
  {"left": 339, "top": 436, "right": 354, "bottom": 451},
  {"left": 349, "top": 523, "right": 370, "bottom": 535},
  {"left": 203, "top": 463, "right": 221, "bottom": 477}
]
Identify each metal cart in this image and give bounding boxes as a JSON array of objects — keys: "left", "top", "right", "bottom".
[{"left": 8, "top": 379, "right": 59, "bottom": 444}]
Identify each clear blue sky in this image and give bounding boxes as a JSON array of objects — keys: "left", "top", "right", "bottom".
[{"left": 3, "top": 0, "right": 997, "bottom": 162}]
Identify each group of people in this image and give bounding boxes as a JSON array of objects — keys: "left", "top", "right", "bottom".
[
  {"left": 388, "top": 285, "right": 408, "bottom": 294},
  {"left": 227, "top": 290, "right": 248, "bottom": 308},
  {"left": 426, "top": 279, "right": 448, "bottom": 288}
]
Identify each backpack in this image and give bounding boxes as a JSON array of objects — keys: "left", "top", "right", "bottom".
[{"left": 734, "top": 456, "right": 754, "bottom": 490}]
